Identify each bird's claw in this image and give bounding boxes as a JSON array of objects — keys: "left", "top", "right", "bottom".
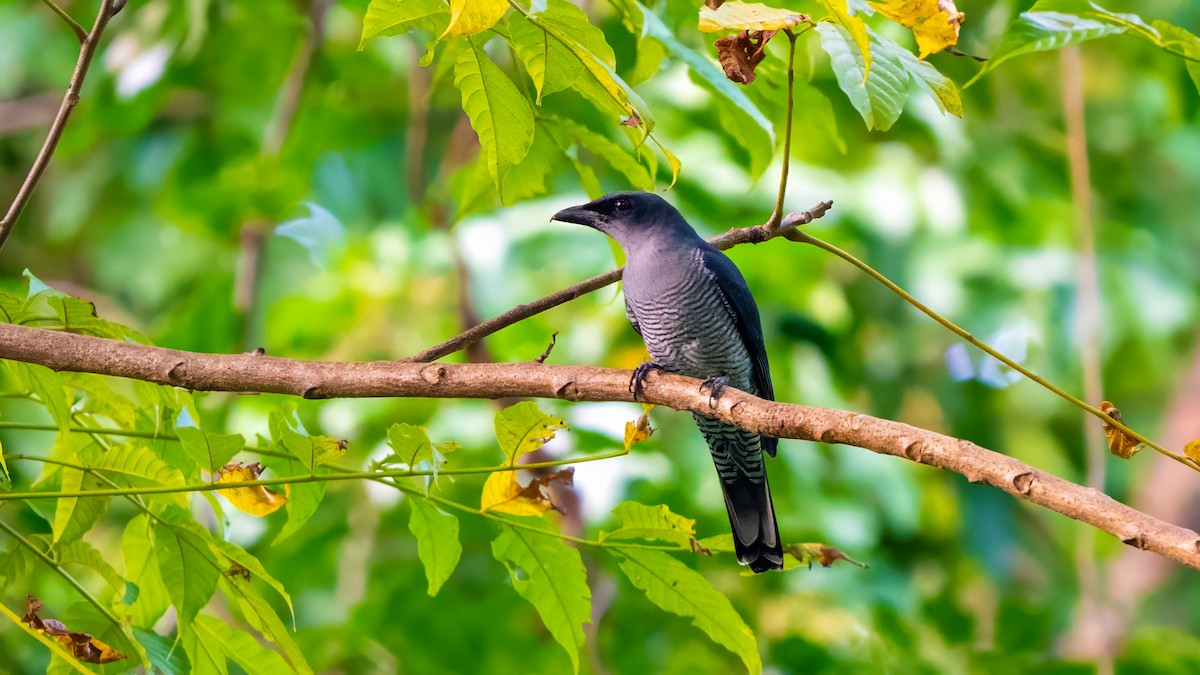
[
  {"left": 700, "top": 376, "right": 730, "bottom": 406},
  {"left": 630, "top": 362, "right": 667, "bottom": 401}
]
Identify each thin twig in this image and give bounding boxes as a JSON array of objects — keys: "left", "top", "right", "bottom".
[
  {"left": 768, "top": 29, "right": 799, "bottom": 228},
  {"left": 402, "top": 200, "right": 834, "bottom": 362},
  {"left": 789, "top": 230, "right": 1199, "bottom": 471},
  {"left": 38, "top": 0, "right": 87, "bottom": 43},
  {"left": 0, "top": 0, "right": 117, "bottom": 252},
  {"left": 534, "top": 332, "right": 559, "bottom": 364},
  {"left": 0, "top": 324, "right": 1197, "bottom": 569}
]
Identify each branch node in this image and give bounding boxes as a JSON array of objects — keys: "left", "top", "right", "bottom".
[
  {"left": 902, "top": 439, "right": 925, "bottom": 462},
  {"left": 166, "top": 362, "right": 187, "bottom": 386},
  {"left": 1121, "top": 534, "right": 1147, "bottom": 550},
  {"left": 1012, "top": 472, "right": 1037, "bottom": 494},
  {"left": 302, "top": 385, "right": 323, "bottom": 399},
  {"left": 419, "top": 365, "right": 447, "bottom": 384},
  {"left": 554, "top": 380, "right": 581, "bottom": 402}
]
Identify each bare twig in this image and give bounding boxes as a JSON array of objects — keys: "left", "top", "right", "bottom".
[
  {"left": 402, "top": 200, "right": 834, "bottom": 362},
  {"left": 38, "top": 0, "right": 87, "bottom": 43},
  {"left": 1, "top": 323, "right": 1198, "bottom": 570},
  {"left": 262, "top": 0, "right": 332, "bottom": 155},
  {"left": 535, "top": 332, "right": 559, "bottom": 364},
  {"left": 0, "top": 0, "right": 118, "bottom": 252},
  {"left": 768, "top": 29, "right": 799, "bottom": 228}
]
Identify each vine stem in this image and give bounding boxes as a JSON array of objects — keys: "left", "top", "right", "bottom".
[
  {"left": 0, "top": 448, "right": 631, "bottom": 501},
  {"left": 788, "top": 229, "right": 1198, "bottom": 471}
]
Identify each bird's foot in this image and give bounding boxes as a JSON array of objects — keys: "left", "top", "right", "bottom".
[
  {"left": 699, "top": 375, "right": 730, "bottom": 406},
  {"left": 630, "top": 362, "right": 668, "bottom": 401}
]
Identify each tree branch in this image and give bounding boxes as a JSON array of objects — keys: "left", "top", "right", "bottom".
[
  {"left": 0, "top": 0, "right": 118, "bottom": 252},
  {"left": 1, "top": 323, "right": 1198, "bottom": 570},
  {"left": 402, "top": 201, "right": 834, "bottom": 363}
]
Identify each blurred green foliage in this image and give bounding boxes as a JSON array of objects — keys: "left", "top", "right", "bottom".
[{"left": 1, "top": 0, "right": 1199, "bottom": 672}]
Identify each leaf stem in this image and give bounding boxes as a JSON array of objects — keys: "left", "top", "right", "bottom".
[
  {"left": 790, "top": 230, "right": 1200, "bottom": 471},
  {"left": 38, "top": 0, "right": 87, "bottom": 43}
]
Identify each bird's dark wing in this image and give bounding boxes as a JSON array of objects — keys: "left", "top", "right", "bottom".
[{"left": 698, "top": 245, "right": 778, "bottom": 456}]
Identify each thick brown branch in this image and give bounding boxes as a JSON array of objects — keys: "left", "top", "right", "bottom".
[
  {"left": 402, "top": 201, "right": 833, "bottom": 363},
  {"left": 0, "top": 0, "right": 117, "bottom": 252},
  {"left": 1, "top": 322, "right": 1197, "bottom": 570}
]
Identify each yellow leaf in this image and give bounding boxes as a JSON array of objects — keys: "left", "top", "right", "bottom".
[
  {"left": 823, "top": 0, "right": 870, "bottom": 81},
  {"left": 215, "top": 463, "right": 289, "bottom": 516},
  {"left": 1099, "top": 401, "right": 1142, "bottom": 459},
  {"left": 442, "top": 0, "right": 508, "bottom": 38},
  {"left": 871, "top": 0, "right": 964, "bottom": 59},
  {"left": 1184, "top": 439, "right": 1200, "bottom": 464},
  {"left": 698, "top": 1, "right": 810, "bottom": 33},
  {"left": 623, "top": 404, "right": 655, "bottom": 451}
]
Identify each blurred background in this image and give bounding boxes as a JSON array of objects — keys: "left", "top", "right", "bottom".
[{"left": 1, "top": 0, "right": 1199, "bottom": 672}]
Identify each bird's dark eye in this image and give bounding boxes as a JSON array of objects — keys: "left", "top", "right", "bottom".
[{"left": 613, "top": 197, "right": 631, "bottom": 212}]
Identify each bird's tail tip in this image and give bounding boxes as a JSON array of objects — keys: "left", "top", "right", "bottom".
[{"left": 738, "top": 540, "right": 784, "bottom": 573}]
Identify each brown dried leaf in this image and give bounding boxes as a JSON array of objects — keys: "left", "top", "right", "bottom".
[
  {"left": 714, "top": 29, "right": 778, "bottom": 85},
  {"left": 871, "top": 0, "right": 964, "bottom": 59},
  {"left": 706, "top": 0, "right": 726, "bottom": 9},
  {"left": 225, "top": 561, "right": 252, "bottom": 582},
  {"left": 785, "top": 544, "right": 868, "bottom": 570},
  {"left": 623, "top": 404, "right": 656, "bottom": 450},
  {"left": 215, "top": 462, "right": 289, "bottom": 516},
  {"left": 22, "top": 596, "right": 127, "bottom": 665},
  {"left": 1099, "top": 401, "right": 1142, "bottom": 459}
]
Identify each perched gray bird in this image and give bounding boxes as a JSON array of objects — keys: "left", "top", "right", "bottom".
[{"left": 553, "top": 191, "right": 783, "bottom": 572}]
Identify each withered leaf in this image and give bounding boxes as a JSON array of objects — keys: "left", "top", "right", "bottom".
[
  {"left": 621, "top": 111, "right": 643, "bottom": 128},
  {"left": 22, "top": 596, "right": 127, "bottom": 664},
  {"left": 871, "top": 0, "right": 964, "bottom": 59},
  {"left": 785, "top": 544, "right": 868, "bottom": 570},
  {"left": 623, "top": 404, "right": 656, "bottom": 450},
  {"left": 215, "top": 462, "right": 289, "bottom": 516},
  {"left": 714, "top": 30, "right": 778, "bottom": 85},
  {"left": 699, "top": 1, "right": 808, "bottom": 33},
  {"left": 481, "top": 467, "right": 575, "bottom": 516},
  {"left": 705, "top": 0, "right": 726, "bottom": 9},
  {"left": 1099, "top": 401, "right": 1142, "bottom": 459}
]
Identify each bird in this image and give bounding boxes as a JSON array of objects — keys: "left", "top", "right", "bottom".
[{"left": 553, "top": 191, "right": 783, "bottom": 572}]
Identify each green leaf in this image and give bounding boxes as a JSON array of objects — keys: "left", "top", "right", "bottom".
[
  {"left": 967, "top": 3, "right": 1127, "bottom": 85},
  {"left": 222, "top": 577, "right": 312, "bottom": 675},
  {"left": 0, "top": 539, "right": 36, "bottom": 588},
  {"left": 176, "top": 427, "right": 246, "bottom": 473},
  {"left": 271, "top": 407, "right": 345, "bottom": 470},
  {"left": 635, "top": 3, "right": 775, "bottom": 178},
  {"left": 695, "top": 532, "right": 736, "bottom": 553},
  {"left": 454, "top": 35, "right": 536, "bottom": 196},
  {"left": 56, "top": 539, "right": 129, "bottom": 597},
  {"left": 359, "top": 0, "right": 450, "bottom": 49},
  {"left": 875, "top": 33, "right": 962, "bottom": 117},
  {"left": 817, "top": 22, "right": 910, "bottom": 131},
  {"left": 614, "top": 549, "right": 760, "bottom": 673},
  {"left": 154, "top": 519, "right": 221, "bottom": 627},
  {"left": 81, "top": 442, "right": 189, "bottom": 509},
  {"left": 823, "top": 0, "right": 871, "bottom": 81},
  {"left": 494, "top": 401, "right": 567, "bottom": 465},
  {"left": 543, "top": 116, "right": 654, "bottom": 191},
  {"left": 118, "top": 515, "right": 172, "bottom": 628},
  {"left": 8, "top": 362, "right": 72, "bottom": 433},
  {"left": 602, "top": 501, "right": 696, "bottom": 548},
  {"left": 408, "top": 497, "right": 462, "bottom": 596},
  {"left": 186, "top": 615, "right": 294, "bottom": 675},
  {"left": 210, "top": 539, "right": 295, "bottom": 625},
  {"left": 52, "top": 467, "right": 86, "bottom": 544},
  {"left": 507, "top": 1, "right": 592, "bottom": 102},
  {"left": 1153, "top": 21, "right": 1200, "bottom": 93},
  {"left": 135, "top": 627, "right": 191, "bottom": 675},
  {"left": 492, "top": 521, "right": 591, "bottom": 673},
  {"left": 273, "top": 457, "right": 326, "bottom": 543}
]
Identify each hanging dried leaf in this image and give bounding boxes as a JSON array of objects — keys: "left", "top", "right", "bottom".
[
  {"left": 698, "top": 1, "right": 808, "bottom": 33},
  {"left": 871, "top": 0, "right": 964, "bottom": 59},
  {"left": 714, "top": 29, "right": 778, "bottom": 84},
  {"left": 623, "top": 404, "right": 656, "bottom": 450},
  {"left": 481, "top": 467, "right": 575, "bottom": 516},
  {"left": 22, "top": 596, "right": 127, "bottom": 664},
  {"left": 215, "top": 463, "right": 289, "bottom": 516},
  {"left": 1099, "top": 401, "right": 1142, "bottom": 459}
]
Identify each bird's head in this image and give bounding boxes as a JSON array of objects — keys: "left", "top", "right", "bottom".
[{"left": 551, "top": 191, "right": 697, "bottom": 248}]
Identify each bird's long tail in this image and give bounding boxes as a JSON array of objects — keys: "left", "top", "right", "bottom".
[{"left": 695, "top": 415, "right": 783, "bottom": 573}]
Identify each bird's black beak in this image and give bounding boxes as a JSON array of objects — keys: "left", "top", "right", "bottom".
[{"left": 551, "top": 204, "right": 604, "bottom": 229}]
